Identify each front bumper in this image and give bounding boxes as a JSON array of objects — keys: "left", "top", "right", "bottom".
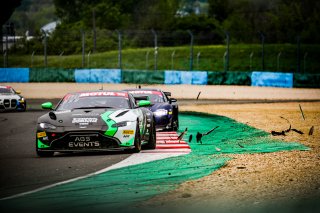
[{"left": 37, "top": 131, "right": 134, "bottom": 152}]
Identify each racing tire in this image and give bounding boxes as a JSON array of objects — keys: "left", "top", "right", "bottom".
[
  {"left": 172, "top": 117, "right": 179, "bottom": 131},
  {"left": 36, "top": 150, "right": 54, "bottom": 157},
  {"left": 132, "top": 122, "right": 142, "bottom": 153},
  {"left": 145, "top": 120, "right": 156, "bottom": 150}
]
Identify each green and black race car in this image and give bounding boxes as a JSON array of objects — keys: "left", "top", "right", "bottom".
[{"left": 36, "top": 90, "right": 156, "bottom": 157}]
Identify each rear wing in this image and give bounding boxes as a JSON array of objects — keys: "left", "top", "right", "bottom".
[{"left": 164, "top": 92, "right": 171, "bottom": 96}]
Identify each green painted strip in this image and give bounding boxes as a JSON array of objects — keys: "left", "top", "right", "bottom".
[{"left": 0, "top": 112, "right": 308, "bottom": 212}]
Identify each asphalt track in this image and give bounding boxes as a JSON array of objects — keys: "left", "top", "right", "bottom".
[
  {"left": 0, "top": 111, "right": 131, "bottom": 198},
  {"left": 0, "top": 98, "right": 318, "bottom": 199}
]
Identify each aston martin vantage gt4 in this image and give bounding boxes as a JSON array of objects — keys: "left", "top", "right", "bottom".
[{"left": 36, "top": 91, "right": 156, "bottom": 157}]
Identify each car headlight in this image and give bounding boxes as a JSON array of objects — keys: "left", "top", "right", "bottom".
[
  {"left": 154, "top": 109, "right": 168, "bottom": 116},
  {"left": 19, "top": 97, "right": 25, "bottom": 102},
  {"left": 39, "top": 123, "right": 57, "bottom": 130},
  {"left": 112, "top": 121, "right": 133, "bottom": 128}
]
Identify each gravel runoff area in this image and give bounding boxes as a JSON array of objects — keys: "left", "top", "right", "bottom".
[{"left": 3, "top": 83, "right": 320, "bottom": 212}]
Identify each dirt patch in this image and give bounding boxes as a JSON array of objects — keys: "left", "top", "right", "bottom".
[{"left": 139, "top": 102, "right": 320, "bottom": 211}]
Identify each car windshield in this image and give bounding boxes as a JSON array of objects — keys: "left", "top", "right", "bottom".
[
  {"left": 0, "top": 88, "right": 14, "bottom": 94},
  {"left": 56, "top": 93, "right": 130, "bottom": 111},
  {"left": 129, "top": 91, "right": 165, "bottom": 104},
  {"left": 136, "top": 94, "right": 164, "bottom": 104}
]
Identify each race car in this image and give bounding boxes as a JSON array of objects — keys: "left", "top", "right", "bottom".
[
  {"left": 36, "top": 90, "right": 156, "bottom": 157},
  {"left": 124, "top": 88, "right": 179, "bottom": 131},
  {"left": 0, "top": 85, "right": 26, "bottom": 112}
]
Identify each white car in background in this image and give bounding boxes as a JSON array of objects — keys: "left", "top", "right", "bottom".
[{"left": 0, "top": 86, "right": 26, "bottom": 112}]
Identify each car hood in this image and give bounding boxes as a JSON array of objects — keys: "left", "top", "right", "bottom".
[
  {"left": 149, "top": 103, "right": 171, "bottom": 111},
  {"left": 0, "top": 94, "right": 21, "bottom": 99},
  {"left": 38, "top": 108, "right": 132, "bottom": 128}
]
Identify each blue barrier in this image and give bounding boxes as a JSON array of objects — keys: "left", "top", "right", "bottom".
[
  {"left": 75, "top": 69, "right": 121, "bottom": 83},
  {"left": 165, "top": 71, "right": 208, "bottom": 85},
  {"left": 191, "top": 71, "right": 208, "bottom": 85},
  {"left": 251, "top": 71, "right": 293, "bottom": 88},
  {"left": 0, "top": 68, "right": 30, "bottom": 82}
]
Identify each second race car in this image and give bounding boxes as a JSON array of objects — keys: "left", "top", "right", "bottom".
[
  {"left": 36, "top": 90, "right": 156, "bottom": 157},
  {"left": 124, "top": 88, "right": 179, "bottom": 131}
]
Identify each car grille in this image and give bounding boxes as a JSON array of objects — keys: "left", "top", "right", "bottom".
[
  {"left": 50, "top": 131, "right": 120, "bottom": 150},
  {"left": 0, "top": 99, "right": 17, "bottom": 109}
]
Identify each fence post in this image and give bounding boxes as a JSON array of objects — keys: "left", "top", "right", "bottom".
[
  {"left": 41, "top": 29, "right": 47, "bottom": 68},
  {"left": 3, "top": 51, "right": 7, "bottom": 68},
  {"left": 249, "top": 52, "right": 254, "bottom": 71},
  {"left": 277, "top": 52, "right": 281, "bottom": 71},
  {"left": 187, "top": 30, "right": 194, "bottom": 71},
  {"left": 31, "top": 51, "right": 35, "bottom": 67},
  {"left": 297, "top": 36, "right": 301, "bottom": 73},
  {"left": 59, "top": 51, "right": 64, "bottom": 68},
  {"left": 224, "top": 31, "right": 230, "bottom": 71},
  {"left": 87, "top": 51, "right": 91, "bottom": 68},
  {"left": 171, "top": 50, "right": 175, "bottom": 70},
  {"left": 303, "top": 52, "right": 308, "bottom": 73},
  {"left": 259, "top": 31, "right": 265, "bottom": 71},
  {"left": 151, "top": 29, "right": 158, "bottom": 71},
  {"left": 115, "top": 30, "right": 122, "bottom": 70},
  {"left": 92, "top": 9, "right": 96, "bottom": 53},
  {"left": 146, "top": 50, "right": 150, "bottom": 70},
  {"left": 197, "top": 52, "right": 201, "bottom": 70},
  {"left": 81, "top": 30, "right": 85, "bottom": 68}
]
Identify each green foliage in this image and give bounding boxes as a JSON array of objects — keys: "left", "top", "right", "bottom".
[{"left": 6, "top": 44, "right": 320, "bottom": 73}]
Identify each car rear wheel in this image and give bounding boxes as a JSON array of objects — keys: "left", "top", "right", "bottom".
[
  {"left": 132, "top": 122, "right": 141, "bottom": 153},
  {"left": 36, "top": 150, "right": 54, "bottom": 157},
  {"left": 145, "top": 120, "right": 156, "bottom": 149}
]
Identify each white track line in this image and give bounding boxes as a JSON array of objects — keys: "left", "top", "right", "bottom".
[{"left": 1, "top": 133, "right": 191, "bottom": 201}]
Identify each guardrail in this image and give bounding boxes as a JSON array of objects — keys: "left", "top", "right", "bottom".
[{"left": 0, "top": 68, "right": 319, "bottom": 88}]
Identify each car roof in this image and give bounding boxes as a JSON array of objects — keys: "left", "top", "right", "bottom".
[
  {"left": 123, "top": 88, "right": 162, "bottom": 92},
  {"left": 0, "top": 86, "right": 12, "bottom": 89},
  {"left": 65, "top": 90, "right": 130, "bottom": 98}
]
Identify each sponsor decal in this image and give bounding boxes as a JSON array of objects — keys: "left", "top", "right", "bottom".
[
  {"left": 55, "top": 110, "right": 71, "bottom": 114},
  {"left": 37, "top": 131, "right": 47, "bottom": 138},
  {"left": 123, "top": 130, "right": 134, "bottom": 135},
  {"left": 72, "top": 117, "right": 98, "bottom": 124},
  {"left": 129, "top": 90, "right": 162, "bottom": 96},
  {"left": 68, "top": 141, "right": 100, "bottom": 148},
  {"left": 123, "top": 135, "right": 130, "bottom": 138},
  {"left": 79, "top": 92, "right": 128, "bottom": 98}
]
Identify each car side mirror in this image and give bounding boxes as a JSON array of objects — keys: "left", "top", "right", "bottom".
[
  {"left": 138, "top": 100, "right": 151, "bottom": 107},
  {"left": 15, "top": 90, "right": 21, "bottom": 94},
  {"left": 169, "top": 98, "right": 177, "bottom": 104},
  {"left": 164, "top": 92, "right": 171, "bottom": 96},
  {"left": 41, "top": 102, "right": 53, "bottom": 110}
]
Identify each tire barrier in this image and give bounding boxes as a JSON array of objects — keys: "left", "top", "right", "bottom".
[
  {"left": 0, "top": 68, "right": 29, "bottom": 82},
  {"left": 207, "top": 71, "right": 251, "bottom": 85},
  {"left": 164, "top": 71, "right": 208, "bottom": 85},
  {"left": 30, "top": 68, "right": 75, "bottom": 82},
  {"left": 75, "top": 69, "right": 121, "bottom": 83},
  {"left": 122, "top": 70, "right": 164, "bottom": 84},
  {"left": 251, "top": 71, "right": 293, "bottom": 88},
  {"left": 0, "top": 68, "right": 319, "bottom": 88},
  {"left": 293, "top": 73, "right": 320, "bottom": 88}
]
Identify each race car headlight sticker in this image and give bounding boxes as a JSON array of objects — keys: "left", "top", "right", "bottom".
[
  {"left": 18, "top": 97, "right": 25, "bottom": 103},
  {"left": 39, "top": 123, "right": 57, "bottom": 130},
  {"left": 154, "top": 109, "right": 168, "bottom": 116},
  {"left": 112, "top": 121, "right": 133, "bottom": 128}
]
